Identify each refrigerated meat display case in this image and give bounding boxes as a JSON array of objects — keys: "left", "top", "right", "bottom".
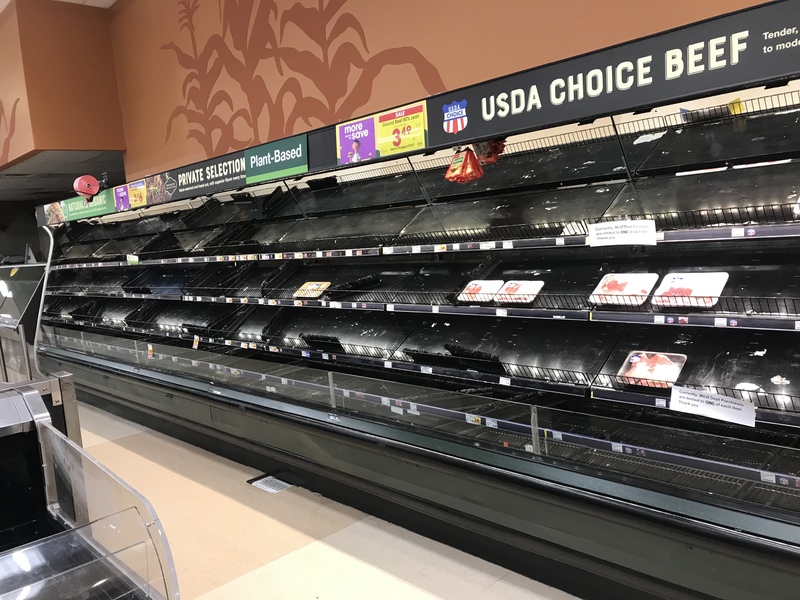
[{"left": 37, "top": 7, "right": 800, "bottom": 597}]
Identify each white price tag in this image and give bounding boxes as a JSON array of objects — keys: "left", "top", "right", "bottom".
[
  {"left": 329, "top": 301, "right": 342, "bottom": 309},
  {"left": 294, "top": 252, "right": 303, "bottom": 259},
  {"left": 384, "top": 361, "right": 393, "bottom": 369},
  {"left": 654, "top": 315, "right": 665, "bottom": 324},
  {"left": 555, "top": 237, "right": 566, "bottom": 246},
  {"left": 421, "top": 366, "right": 433, "bottom": 374},
  {"left": 795, "top": 321, "right": 800, "bottom": 330},
  {"left": 761, "top": 472, "right": 777, "bottom": 484},
  {"left": 479, "top": 242, "right": 494, "bottom": 250},
  {"left": 499, "top": 376, "right": 511, "bottom": 386},
  {"left": 381, "top": 397, "right": 391, "bottom": 406},
  {"left": 411, "top": 245, "right": 422, "bottom": 254},
  {"left": 345, "top": 249, "right": 353, "bottom": 256},
  {"left": 383, "top": 247, "right": 394, "bottom": 255},
  {"left": 502, "top": 241, "right": 513, "bottom": 249},
  {"left": 588, "top": 220, "right": 657, "bottom": 247},
  {"left": 431, "top": 306, "right": 439, "bottom": 313},
  {"left": 670, "top": 386, "right": 755, "bottom": 427},
  {"left": 496, "top": 308, "right": 508, "bottom": 317},
  {"left": 552, "top": 431, "right": 563, "bottom": 441},
  {"left": 731, "top": 228, "right": 746, "bottom": 238},
  {"left": 612, "top": 443, "right": 623, "bottom": 453},
  {"left": 408, "top": 403, "right": 419, "bottom": 415},
  {"left": 391, "top": 406, "right": 404, "bottom": 415},
  {"left": 322, "top": 353, "right": 329, "bottom": 360},
  {"left": 714, "top": 318, "right": 727, "bottom": 327},
  {"left": 486, "top": 418, "right": 498, "bottom": 429},
  {"left": 316, "top": 251, "right": 324, "bottom": 258},
  {"left": 465, "top": 414, "right": 481, "bottom": 425},
  {"left": 343, "top": 390, "right": 351, "bottom": 397},
  {"left": 655, "top": 398, "right": 667, "bottom": 408},
  {"left": 386, "top": 304, "right": 395, "bottom": 312},
  {"left": 280, "top": 378, "right": 288, "bottom": 386}
]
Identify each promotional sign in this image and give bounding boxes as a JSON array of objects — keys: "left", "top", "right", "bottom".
[
  {"left": 114, "top": 185, "right": 130, "bottom": 211},
  {"left": 245, "top": 135, "right": 308, "bottom": 184},
  {"left": 671, "top": 386, "right": 756, "bottom": 427},
  {"left": 427, "top": 1, "right": 800, "bottom": 147},
  {"left": 376, "top": 102, "right": 428, "bottom": 158},
  {"left": 336, "top": 117, "right": 375, "bottom": 165},
  {"left": 128, "top": 179, "right": 147, "bottom": 208},
  {"left": 44, "top": 188, "right": 116, "bottom": 224}
]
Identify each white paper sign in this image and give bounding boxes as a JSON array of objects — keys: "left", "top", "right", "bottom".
[
  {"left": 670, "top": 386, "right": 756, "bottom": 427},
  {"left": 588, "top": 220, "right": 657, "bottom": 247}
]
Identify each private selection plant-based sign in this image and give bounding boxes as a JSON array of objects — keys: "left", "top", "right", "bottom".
[{"left": 245, "top": 135, "right": 309, "bottom": 184}]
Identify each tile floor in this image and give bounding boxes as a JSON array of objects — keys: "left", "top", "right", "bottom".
[{"left": 79, "top": 402, "right": 580, "bottom": 600}]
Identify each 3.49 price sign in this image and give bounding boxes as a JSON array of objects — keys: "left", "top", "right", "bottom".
[{"left": 376, "top": 102, "right": 428, "bottom": 157}]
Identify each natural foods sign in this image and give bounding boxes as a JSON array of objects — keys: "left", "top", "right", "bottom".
[
  {"left": 43, "top": 188, "right": 116, "bottom": 225},
  {"left": 245, "top": 135, "right": 308, "bottom": 184}
]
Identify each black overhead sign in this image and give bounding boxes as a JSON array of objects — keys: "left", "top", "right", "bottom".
[
  {"left": 147, "top": 151, "right": 247, "bottom": 205},
  {"left": 427, "top": 1, "right": 800, "bottom": 147}
]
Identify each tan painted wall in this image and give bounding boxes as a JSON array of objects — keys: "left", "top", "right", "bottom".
[
  {"left": 0, "top": 1, "right": 34, "bottom": 168},
  {"left": 16, "top": 0, "right": 125, "bottom": 153},
  {"left": 107, "top": 0, "right": 768, "bottom": 181},
  {"left": 2, "top": 0, "right": 771, "bottom": 179}
]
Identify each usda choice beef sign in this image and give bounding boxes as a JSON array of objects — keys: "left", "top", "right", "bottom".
[{"left": 427, "top": 1, "right": 800, "bottom": 146}]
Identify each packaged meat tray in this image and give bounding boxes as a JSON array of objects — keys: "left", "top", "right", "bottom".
[
  {"left": 494, "top": 281, "right": 545, "bottom": 304},
  {"left": 652, "top": 272, "right": 729, "bottom": 308},
  {"left": 617, "top": 351, "right": 687, "bottom": 388},
  {"left": 294, "top": 281, "right": 331, "bottom": 299},
  {"left": 457, "top": 280, "right": 504, "bottom": 303},
  {"left": 589, "top": 273, "right": 659, "bottom": 306}
]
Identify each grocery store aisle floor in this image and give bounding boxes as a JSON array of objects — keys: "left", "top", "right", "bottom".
[{"left": 79, "top": 402, "right": 579, "bottom": 600}]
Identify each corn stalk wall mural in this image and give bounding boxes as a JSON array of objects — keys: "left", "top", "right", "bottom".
[
  {"left": 163, "top": 0, "right": 446, "bottom": 157},
  {"left": 0, "top": 98, "right": 20, "bottom": 166}
]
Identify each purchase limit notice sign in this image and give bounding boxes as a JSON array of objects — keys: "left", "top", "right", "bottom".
[{"left": 376, "top": 102, "right": 428, "bottom": 157}]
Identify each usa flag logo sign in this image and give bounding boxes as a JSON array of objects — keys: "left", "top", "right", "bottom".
[{"left": 442, "top": 100, "right": 468, "bottom": 135}]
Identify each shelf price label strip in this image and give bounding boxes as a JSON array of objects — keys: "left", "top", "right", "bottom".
[{"left": 50, "top": 221, "right": 800, "bottom": 273}]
